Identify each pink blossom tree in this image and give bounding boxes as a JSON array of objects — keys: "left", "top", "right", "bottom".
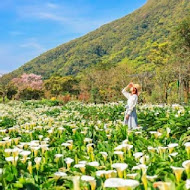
[
  {"left": 12, "top": 73, "right": 43, "bottom": 91},
  {"left": 11, "top": 73, "right": 44, "bottom": 99}
]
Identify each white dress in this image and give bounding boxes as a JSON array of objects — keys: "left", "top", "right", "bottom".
[{"left": 122, "top": 88, "right": 138, "bottom": 129}]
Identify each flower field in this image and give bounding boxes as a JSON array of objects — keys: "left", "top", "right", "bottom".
[{"left": 0, "top": 100, "right": 190, "bottom": 190}]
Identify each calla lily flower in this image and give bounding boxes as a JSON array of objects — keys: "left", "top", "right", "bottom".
[
  {"left": 166, "top": 127, "right": 171, "bottom": 138},
  {"left": 84, "top": 138, "right": 92, "bottom": 144},
  {"left": 138, "top": 164, "right": 148, "bottom": 174},
  {"left": 0, "top": 141, "right": 6, "bottom": 148},
  {"left": 168, "top": 143, "right": 178, "bottom": 154},
  {"left": 67, "top": 140, "right": 73, "bottom": 145},
  {"left": 86, "top": 143, "right": 94, "bottom": 153},
  {"left": 81, "top": 175, "right": 96, "bottom": 190},
  {"left": 186, "top": 179, "right": 190, "bottom": 190},
  {"left": 13, "top": 137, "right": 20, "bottom": 145},
  {"left": 133, "top": 152, "right": 143, "bottom": 160},
  {"left": 146, "top": 175, "right": 158, "bottom": 182},
  {"left": 54, "top": 171, "right": 67, "bottom": 179},
  {"left": 169, "top": 152, "right": 178, "bottom": 157},
  {"left": 3, "top": 137, "right": 10, "bottom": 141},
  {"left": 64, "top": 157, "right": 74, "bottom": 169},
  {"left": 74, "top": 163, "right": 86, "bottom": 173},
  {"left": 132, "top": 164, "right": 148, "bottom": 174},
  {"left": 121, "top": 144, "right": 133, "bottom": 154},
  {"left": 87, "top": 161, "right": 99, "bottom": 167},
  {"left": 96, "top": 170, "right": 106, "bottom": 177},
  {"left": 20, "top": 142, "right": 29, "bottom": 149},
  {"left": 5, "top": 156, "right": 14, "bottom": 163},
  {"left": 158, "top": 146, "right": 168, "bottom": 156},
  {"left": 112, "top": 163, "right": 128, "bottom": 178},
  {"left": 27, "top": 161, "right": 32, "bottom": 174},
  {"left": 20, "top": 150, "right": 31, "bottom": 163},
  {"left": 184, "top": 142, "right": 190, "bottom": 158},
  {"left": 57, "top": 127, "right": 65, "bottom": 134},
  {"left": 114, "top": 151, "right": 124, "bottom": 161},
  {"left": 4, "top": 149, "right": 12, "bottom": 157},
  {"left": 104, "top": 178, "right": 139, "bottom": 190},
  {"left": 79, "top": 160, "right": 87, "bottom": 164},
  {"left": 61, "top": 142, "right": 73, "bottom": 150},
  {"left": 34, "top": 157, "right": 42, "bottom": 171},
  {"left": 122, "top": 139, "right": 128, "bottom": 144},
  {"left": 55, "top": 154, "right": 63, "bottom": 163},
  {"left": 139, "top": 155, "right": 149, "bottom": 165},
  {"left": 39, "top": 144, "right": 49, "bottom": 154},
  {"left": 30, "top": 146, "right": 40, "bottom": 157},
  {"left": 106, "top": 134, "right": 111, "bottom": 139},
  {"left": 171, "top": 166, "right": 184, "bottom": 183},
  {"left": 38, "top": 135, "right": 43, "bottom": 141},
  {"left": 100, "top": 152, "right": 108, "bottom": 161},
  {"left": 5, "top": 156, "right": 18, "bottom": 166},
  {"left": 114, "top": 145, "right": 123, "bottom": 151},
  {"left": 44, "top": 137, "right": 50, "bottom": 141},
  {"left": 12, "top": 147, "right": 22, "bottom": 158},
  {"left": 134, "top": 131, "right": 142, "bottom": 135},
  {"left": 149, "top": 131, "right": 162, "bottom": 138},
  {"left": 104, "top": 170, "right": 117, "bottom": 179},
  {"left": 126, "top": 173, "right": 138, "bottom": 179},
  {"left": 72, "top": 127, "right": 78, "bottom": 134},
  {"left": 182, "top": 160, "right": 190, "bottom": 178}
]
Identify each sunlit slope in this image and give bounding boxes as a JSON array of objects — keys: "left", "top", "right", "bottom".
[{"left": 1, "top": 0, "right": 189, "bottom": 84}]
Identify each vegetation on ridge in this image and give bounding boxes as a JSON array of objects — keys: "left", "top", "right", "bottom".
[{"left": 0, "top": 0, "right": 189, "bottom": 103}]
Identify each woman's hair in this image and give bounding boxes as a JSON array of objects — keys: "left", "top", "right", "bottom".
[{"left": 133, "top": 87, "right": 138, "bottom": 95}]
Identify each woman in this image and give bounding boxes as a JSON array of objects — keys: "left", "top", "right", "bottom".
[{"left": 122, "top": 82, "right": 140, "bottom": 130}]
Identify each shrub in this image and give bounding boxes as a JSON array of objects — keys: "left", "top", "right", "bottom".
[{"left": 18, "top": 88, "right": 44, "bottom": 100}]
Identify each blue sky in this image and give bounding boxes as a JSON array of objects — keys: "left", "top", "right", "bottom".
[{"left": 0, "top": 0, "right": 146, "bottom": 73}]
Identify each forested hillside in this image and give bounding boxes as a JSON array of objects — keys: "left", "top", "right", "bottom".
[
  {"left": 0, "top": 0, "right": 189, "bottom": 103},
  {"left": 1, "top": 0, "right": 189, "bottom": 80}
]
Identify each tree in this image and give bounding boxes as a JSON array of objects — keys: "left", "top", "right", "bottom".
[
  {"left": 0, "top": 85, "right": 7, "bottom": 102},
  {"left": 79, "top": 62, "right": 133, "bottom": 103},
  {"left": 44, "top": 76, "right": 78, "bottom": 97},
  {"left": 19, "top": 88, "right": 43, "bottom": 100},
  {"left": 12, "top": 73, "right": 43, "bottom": 91},
  {"left": 154, "top": 65, "right": 176, "bottom": 103},
  {"left": 12, "top": 73, "right": 44, "bottom": 100},
  {"left": 147, "top": 42, "right": 171, "bottom": 66},
  {"left": 172, "top": 16, "right": 190, "bottom": 103},
  {"left": 6, "top": 82, "right": 18, "bottom": 100}
]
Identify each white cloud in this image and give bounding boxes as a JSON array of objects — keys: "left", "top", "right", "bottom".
[
  {"left": 15, "top": 1, "right": 110, "bottom": 33},
  {"left": 0, "top": 41, "right": 46, "bottom": 73},
  {"left": 9, "top": 31, "right": 24, "bottom": 36},
  {"left": 0, "top": 44, "right": 27, "bottom": 72},
  {"left": 0, "top": 70, "right": 9, "bottom": 75},
  {"left": 20, "top": 42, "right": 45, "bottom": 52},
  {"left": 46, "top": 3, "right": 58, "bottom": 9},
  {"left": 20, "top": 39, "right": 46, "bottom": 53},
  {"left": 36, "top": 12, "right": 68, "bottom": 22}
]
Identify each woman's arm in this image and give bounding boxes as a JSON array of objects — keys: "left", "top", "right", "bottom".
[
  {"left": 122, "top": 83, "right": 133, "bottom": 99},
  {"left": 122, "top": 87, "right": 130, "bottom": 99}
]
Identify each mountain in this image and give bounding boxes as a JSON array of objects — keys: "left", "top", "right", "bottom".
[{"left": 1, "top": 0, "right": 190, "bottom": 84}]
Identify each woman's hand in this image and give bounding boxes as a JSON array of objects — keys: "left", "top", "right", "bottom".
[
  {"left": 126, "top": 82, "right": 133, "bottom": 89},
  {"left": 129, "top": 82, "right": 133, "bottom": 88},
  {"left": 126, "top": 114, "right": 129, "bottom": 120}
]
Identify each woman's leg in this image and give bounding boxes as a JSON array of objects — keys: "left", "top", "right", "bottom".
[{"left": 130, "top": 110, "right": 138, "bottom": 129}]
